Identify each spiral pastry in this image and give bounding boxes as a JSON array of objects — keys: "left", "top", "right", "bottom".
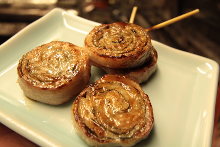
[
  {"left": 102, "top": 48, "right": 158, "bottom": 84},
  {"left": 17, "top": 41, "right": 90, "bottom": 105},
  {"left": 72, "top": 75, "right": 154, "bottom": 146},
  {"left": 85, "top": 22, "right": 153, "bottom": 69}
]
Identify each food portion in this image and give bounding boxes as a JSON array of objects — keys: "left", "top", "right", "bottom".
[
  {"left": 17, "top": 41, "right": 91, "bottom": 105},
  {"left": 102, "top": 48, "right": 158, "bottom": 84},
  {"left": 85, "top": 22, "right": 154, "bottom": 69},
  {"left": 72, "top": 75, "right": 154, "bottom": 147},
  {"left": 85, "top": 22, "right": 158, "bottom": 83}
]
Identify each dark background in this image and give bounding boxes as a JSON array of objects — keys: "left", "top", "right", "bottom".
[{"left": 0, "top": 0, "right": 219, "bottom": 64}]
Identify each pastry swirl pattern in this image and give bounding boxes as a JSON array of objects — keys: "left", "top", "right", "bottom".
[
  {"left": 72, "top": 75, "right": 154, "bottom": 146},
  {"left": 18, "top": 41, "right": 86, "bottom": 89},
  {"left": 85, "top": 22, "right": 153, "bottom": 68},
  {"left": 17, "top": 41, "right": 91, "bottom": 105}
]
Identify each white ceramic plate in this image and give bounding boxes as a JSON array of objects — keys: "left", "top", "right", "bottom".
[{"left": 0, "top": 8, "right": 219, "bottom": 147}]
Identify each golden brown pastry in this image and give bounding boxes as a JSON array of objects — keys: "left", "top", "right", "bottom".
[
  {"left": 85, "top": 22, "right": 154, "bottom": 69},
  {"left": 17, "top": 41, "right": 90, "bottom": 105},
  {"left": 102, "top": 48, "right": 158, "bottom": 84},
  {"left": 72, "top": 75, "right": 154, "bottom": 147}
]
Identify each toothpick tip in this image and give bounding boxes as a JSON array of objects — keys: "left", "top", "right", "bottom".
[{"left": 147, "top": 9, "right": 200, "bottom": 31}]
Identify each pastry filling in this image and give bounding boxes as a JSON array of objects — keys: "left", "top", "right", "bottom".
[{"left": 75, "top": 80, "right": 152, "bottom": 142}]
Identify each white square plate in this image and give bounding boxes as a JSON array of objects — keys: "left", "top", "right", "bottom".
[{"left": 0, "top": 8, "right": 219, "bottom": 147}]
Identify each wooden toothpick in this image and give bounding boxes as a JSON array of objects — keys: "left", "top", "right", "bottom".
[
  {"left": 147, "top": 9, "right": 200, "bottom": 31},
  {"left": 129, "top": 6, "right": 138, "bottom": 23}
]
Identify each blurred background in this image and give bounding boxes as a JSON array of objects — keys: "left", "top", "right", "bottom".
[
  {"left": 0, "top": 0, "right": 219, "bottom": 146},
  {"left": 0, "top": 0, "right": 219, "bottom": 64}
]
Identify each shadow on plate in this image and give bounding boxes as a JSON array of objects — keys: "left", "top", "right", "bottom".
[{"left": 136, "top": 127, "right": 155, "bottom": 147}]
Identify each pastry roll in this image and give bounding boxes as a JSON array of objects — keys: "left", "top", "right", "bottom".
[
  {"left": 72, "top": 75, "right": 154, "bottom": 146},
  {"left": 102, "top": 48, "right": 158, "bottom": 84},
  {"left": 85, "top": 22, "right": 153, "bottom": 69},
  {"left": 17, "top": 41, "right": 90, "bottom": 105}
]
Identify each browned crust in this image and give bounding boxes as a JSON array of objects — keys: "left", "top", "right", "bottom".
[
  {"left": 72, "top": 75, "right": 154, "bottom": 146},
  {"left": 85, "top": 22, "right": 153, "bottom": 69},
  {"left": 17, "top": 41, "right": 85, "bottom": 90},
  {"left": 17, "top": 41, "right": 91, "bottom": 105}
]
